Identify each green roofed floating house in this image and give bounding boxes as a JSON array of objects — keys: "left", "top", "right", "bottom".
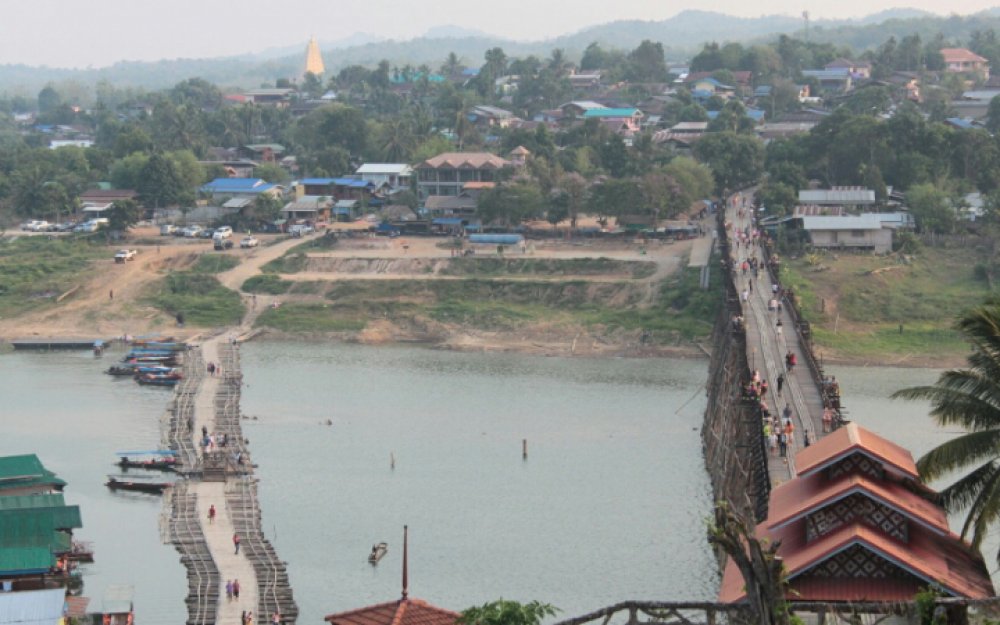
[{"left": 0, "top": 454, "right": 91, "bottom": 594}]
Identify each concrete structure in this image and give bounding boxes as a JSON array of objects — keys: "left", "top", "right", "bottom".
[
  {"left": 415, "top": 152, "right": 510, "bottom": 201},
  {"left": 355, "top": 164, "right": 412, "bottom": 191},
  {"left": 941, "top": 48, "right": 990, "bottom": 79}
]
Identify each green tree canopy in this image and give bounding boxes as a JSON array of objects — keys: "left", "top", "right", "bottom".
[
  {"left": 476, "top": 181, "right": 543, "bottom": 227},
  {"left": 693, "top": 132, "right": 764, "bottom": 194},
  {"left": 459, "top": 600, "right": 557, "bottom": 625},
  {"left": 893, "top": 298, "right": 1000, "bottom": 565}
]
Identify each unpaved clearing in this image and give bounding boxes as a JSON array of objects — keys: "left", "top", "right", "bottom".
[{"left": 0, "top": 225, "right": 703, "bottom": 358}]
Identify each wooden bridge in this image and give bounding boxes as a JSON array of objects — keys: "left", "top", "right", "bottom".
[{"left": 723, "top": 192, "right": 845, "bottom": 488}]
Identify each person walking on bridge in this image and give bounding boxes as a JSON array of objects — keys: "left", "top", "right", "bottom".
[
  {"left": 233, "top": 532, "right": 241, "bottom": 554},
  {"left": 776, "top": 373, "right": 785, "bottom": 396}
]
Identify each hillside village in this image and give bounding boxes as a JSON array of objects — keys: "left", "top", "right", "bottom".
[{"left": 2, "top": 25, "right": 1000, "bottom": 248}]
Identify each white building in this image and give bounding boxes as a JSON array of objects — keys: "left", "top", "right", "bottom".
[{"left": 355, "top": 163, "right": 412, "bottom": 192}]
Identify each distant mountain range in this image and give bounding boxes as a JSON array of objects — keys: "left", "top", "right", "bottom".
[{"left": 0, "top": 8, "right": 997, "bottom": 97}]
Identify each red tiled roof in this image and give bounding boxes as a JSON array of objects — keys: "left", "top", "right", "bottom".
[
  {"left": 794, "top": 423, "right": 918, "bottom": 480},
  {"left": 419, "top": 153, "right": 510, "bottom": 170},
  {"left": 941, "top": 48, "right": 988, "bottom": 64},
  {"left": 325, "top": 599, "right": 460, "bottom": 625},
  {"left": 719, "top": 521, "right": 994, "bottom": 602},
  {"left": 766, "top": 471, "right": 948, "bottom": 534}
]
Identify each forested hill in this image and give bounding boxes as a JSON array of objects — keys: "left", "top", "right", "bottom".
[{"left": 1, "top": 8, "right": 999, "bottom": 94}]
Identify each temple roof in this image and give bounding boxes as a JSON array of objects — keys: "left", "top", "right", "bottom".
[
  {"left": 720, "top": 517, "right": 994, "bottom": 603},
  {"left": 765, "top": 471, "right": 948, "bottom": 534},
  {"left": 325, "top": 599, "right": 459, "bottom": 625},
  {"left": 794, "top": 423, "right": 919, "bottom": 480}
]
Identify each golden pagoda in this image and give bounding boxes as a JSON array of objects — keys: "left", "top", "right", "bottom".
[{"left": 304, "top": 36, "right": 324, "bottom": 77}]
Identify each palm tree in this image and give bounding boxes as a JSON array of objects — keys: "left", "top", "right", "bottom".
[{"left": 893, "top": 298, "right": 1000, "bottom": 563}]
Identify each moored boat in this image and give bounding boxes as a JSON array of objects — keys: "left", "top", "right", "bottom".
[
  {"left": 104, "top": 475, "right": 171, "bottom": 494},
  {"left": 116, "top": 450, "right": 178, "bottom": 472},
  {"left": 135, "top": 374, "right": 179, "bottom": 387},
  {"left": 368, "top": 542, "right": 388, "bottom": 563}
]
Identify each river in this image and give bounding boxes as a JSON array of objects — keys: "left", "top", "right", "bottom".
[{"left": 0, "top": 344, "right": 954, "bottom": 623}]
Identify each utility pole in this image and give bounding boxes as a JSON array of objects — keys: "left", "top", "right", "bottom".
[{"left": 802, "top": 11, "right": 810, "bottom": 44}]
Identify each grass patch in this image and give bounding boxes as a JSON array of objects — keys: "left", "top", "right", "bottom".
[
  {"left": 440, "top": 257, "right": 657, "bottom": 279},
  {"left": 242, "top": 274, "right": 292, "bottom": 295},
  {"left": 0, "top": 237, "right": 105, "bottom": 316},
  {"left": 580, "top": 266, "right": 719, "bottom": 339},
  {"left": 255, "top": 303, "right": 366, "bottom": 332},
  {"left": 781, "top": 246, "right": 990, "bottom": 360},
  {"left": 192, "top": 254, "right": 241, "bottom": 274},
  {"left": 145, "top": 272, "right": 245, "bottom": 327},
  {"left": 260, "top": 235, "right": 337, "bottom": 273}
]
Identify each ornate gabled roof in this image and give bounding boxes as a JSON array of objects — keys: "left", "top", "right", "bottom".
[
  {"left": 794, "top": 423, "right": 919, "bottom": 480},
  {"left": 720, "top": 521, "right": 994, "bottom": 602},
  {"left": 765, "top": 471, "right": 948, "bottom": 534},
  {"left": 325, "top": 599, "right": 460, "bottom": 625}
]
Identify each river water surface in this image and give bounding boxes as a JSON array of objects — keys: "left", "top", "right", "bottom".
[{"left": 0, "top": 344, "right": 956, "bottom": 623}]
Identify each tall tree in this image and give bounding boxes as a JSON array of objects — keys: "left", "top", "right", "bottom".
[
  {"left": 893, "top": 298, "right": 1000, "bottom": 565},
  {"left": 106, "top": 198, "right": 142, "bottom": 235},
  {"left": 694, "top": 132, "right": 764, "bottom": 194},
  {"left": 137, "top": 153, "right": 186, "bottom": 209}
]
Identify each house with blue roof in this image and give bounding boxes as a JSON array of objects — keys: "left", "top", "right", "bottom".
[
  {"left": 199, "top": 178, "right": 283, "bottom": 201},
  {"left": 581, "top": 108, "right": 643, "bottom": 132},
  {"left": 298, "top": 177, "right": 375, "bottom": 202}
]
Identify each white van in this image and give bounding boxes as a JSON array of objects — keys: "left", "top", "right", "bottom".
[{"left": 212, "top": 226, "right": 233, "bottom": 240}]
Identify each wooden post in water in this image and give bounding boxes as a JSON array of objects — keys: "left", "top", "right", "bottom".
[
  {"left": 522, "top": 439, "right": 527, "bottom": 460},
  {"left": 390, "top": 452, "right": 395, "bottom": 470}
]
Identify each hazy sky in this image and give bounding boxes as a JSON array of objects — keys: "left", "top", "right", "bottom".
[{"left": 1, "top": 0, "right": 997, "bottom": 68}]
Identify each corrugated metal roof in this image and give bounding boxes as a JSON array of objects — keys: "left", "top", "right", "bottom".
[
  {"left": 0, "top": 588, "right": 66, "bottom": 625},
  {"left": 801, "top": 215, "right": 886, "bottom": 231},
  {"left": 0, "top": 455, "right": 65, "bottom": 492},
  {"left": 798, "top": 189, "right": 876, "bottom": 204},
  {"left": 102, "top": 585, "right": 133, "bottom": 615},
  {"left": 0, "top": 506, "right": 83, "bottom": 531},
  {"left": 0, "top": 547, "right": 55, "bottom": 574},
  {"left": 583, "top": 108, "right": 640, "bottom": 118},
  {"left": 0, "top": 494, "right": 65, "bottom": 511},
  {"left": 356, "top": 164, "right": 412, "bottom": 175}
]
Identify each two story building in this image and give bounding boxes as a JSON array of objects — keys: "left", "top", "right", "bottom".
[{"left": 415, "top": 152, "right": 511, "bottom": 201}]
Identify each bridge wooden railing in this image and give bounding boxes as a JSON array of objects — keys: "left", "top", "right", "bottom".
[{"left": 552, "top": 598, "right": 999, "bottom": 625}]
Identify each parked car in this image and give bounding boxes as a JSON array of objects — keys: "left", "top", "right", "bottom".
[
  {"left": 182, "top": 225, "right": 203, "bottom": 238},
  {"left": 240, "top": 236, "right": 259, "bottom": 248},
  {"left": 288, "top": 224, "right": 314, "bottom": 237},
  {"left": 55, "top": 221, "right": 77, "bottom": 232},
  {"left": 73, "top": 221, "right": 100, "bottom": 233},
  {"left": 213, "top": 238, "right": 234, "bottom": 250},
  {"left": 160, "top": 224, "right": 178, "bottom": 236},
  {"left": 114, "top": 249, "right": 137, "bottom": 263},
  {"left": 199, "top": 228, "right": 216, "bottom": 239},
  {"left": 22, "top": 220, "right": 50, "bottom": 232},
  {"left": 213, "top": 226, "right": 233, "bottom": 239}
]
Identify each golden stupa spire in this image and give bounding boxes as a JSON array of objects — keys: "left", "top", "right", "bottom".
[{"left": 304, "top": 35, "right": 324, "bottom": 76}]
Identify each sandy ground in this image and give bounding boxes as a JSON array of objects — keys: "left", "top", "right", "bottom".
[{"left": 0, "top": 228, "right": 303, "bottom": 340}]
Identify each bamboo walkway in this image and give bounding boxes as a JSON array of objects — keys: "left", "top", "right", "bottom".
[{"left": 163, "top": 332, "right": 296, "bottom": 625}]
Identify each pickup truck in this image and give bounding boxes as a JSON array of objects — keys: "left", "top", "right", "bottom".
[{"left": 114, "top": 249, "right": 137, "bottom": 263}]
